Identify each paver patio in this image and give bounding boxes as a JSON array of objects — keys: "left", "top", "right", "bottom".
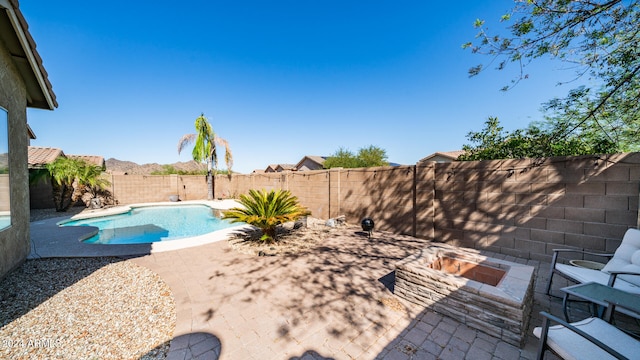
[{"left": 30, "top": 217, "right": 572, "bottom": 359}]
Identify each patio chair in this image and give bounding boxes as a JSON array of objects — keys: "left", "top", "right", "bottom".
[
  {"left": 533, "top": 300, "right": 640, "bottom": 360},
  {"left": 545, "top": 228, "right": 640, "bottom": 297}
]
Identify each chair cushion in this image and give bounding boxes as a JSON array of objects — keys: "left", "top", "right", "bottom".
[
  {"left": 533, "top": 317, "right": 640, "bottom": 360},
  {"left": 602, "top": 228, "right": 640, "bottom": 287},
  {"left": 555, "top": 263, "right": 640, "bottom": 294}
]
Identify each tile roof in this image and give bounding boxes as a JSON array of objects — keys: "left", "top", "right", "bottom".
[
  {"left": 294, "top": 155, "right": 327, "bottom": 171},
  {"left": 27, "top": 147, "right": 105, "bottom": 169},
  {"left": 68, "top": 155, "right": 105, "bottom": 169},
  {"left": 3, "top": 0, "right": 57, "bottom": 109},
  {"left": 441, "top": 150, "right": 465, "bottom": 158},
  {"left": 417, "top": 150, "right": 465, "bottom": 164},
  {"left": 305, "top": 156, "right": 327, "bottom": 164},
  {"left": 27, "top": 146, "right": 63, "bottom": 168}
]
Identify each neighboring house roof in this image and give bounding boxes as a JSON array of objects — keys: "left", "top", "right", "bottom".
[
  {"left": 264, "top": 163, "right": 296, "bottom": 172},
  {"left": 69, "top": 154, "right": 105, "bottom": 169},
  {"left": 27, "top": 146, "right": 63, "bottom": 169},
  {"left": 27, "top": 146, "right": 105, "bottom": 170},
  {"left": 27, "top": 123, "right": 36, "bottom": 139},
  {"left": 0, "top": 0, "right": 57, "bottom": 109},
  {"left": 275, "top": 164, "right": 295, "bottom": 171},
  {"left": 294, "top": 155, "right": 326, "bottom": 171},
  {"left": 417, "top": 150, "right": 465, "bottom": 164}
]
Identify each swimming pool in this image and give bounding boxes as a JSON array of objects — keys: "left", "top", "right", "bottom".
[{"left": 62, "top": 204, "right": 241, "bottom": 244}]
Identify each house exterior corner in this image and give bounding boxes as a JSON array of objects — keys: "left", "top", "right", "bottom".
[{"left": 0, "top": 0, "right": 57, "bottom": 280}]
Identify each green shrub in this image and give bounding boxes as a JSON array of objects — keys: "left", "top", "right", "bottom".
[{"left": 223, "top": 189, "right": 311, "bottom": 242}]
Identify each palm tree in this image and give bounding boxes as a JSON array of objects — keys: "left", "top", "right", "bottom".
[
  {"left": 222, "top": 189, "right": 311, "bottom": 242},
  {"left": 46, "top": 157, "right": 78, "bottom": 211},
  {"left": 45, "top": 157, "right": 109, "bottom": 211},
  {"left": 71, "top": 161, "right": 110, "bottom": 209},
  {"left": 178, "top": 113, "right": 233, "bottom": 200}
]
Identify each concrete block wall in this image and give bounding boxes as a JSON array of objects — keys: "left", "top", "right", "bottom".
[
  {"left": 109, "top": 174, "right": 185, "bottom": 204},
  {"left": 176, "top": 175, "right": 209, "bottom": 201},
  {"left": 287, "top": 171, "right": 330, "bottom": 219},
  {"left": 415, "top": 164, "right": 435, "bottom": 240},
  {"left": 29, "top": 179, "right": 54, "bottom": 209},
  {"left": 217, "top": 170, "right": 332, "bottom": 219},
  {"left": 100, "top": 153, "right": 639, "bottom": 262},
  {"left": 337, "top": 166, "right": 416, "bottom": 235},
  {"left": 433, "top": 153, "right": 640, "bottom": 262},
  {"left": 0, "top": 174, "right": 9, "bottom": 211}
]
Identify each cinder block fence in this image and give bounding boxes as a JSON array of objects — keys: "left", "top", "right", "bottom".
[{"left": 34, "top": 153, "right": 640, "bottom": 262}]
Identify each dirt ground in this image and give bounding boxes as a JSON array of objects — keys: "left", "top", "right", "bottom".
[{"left": 227, "top": 216, "right": 363, "bottom": 256}]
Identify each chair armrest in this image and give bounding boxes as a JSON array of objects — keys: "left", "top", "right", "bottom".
[
  {"left": 551, "top": 249, "right": 615, "bottom": 258},
  {"left": 538, "top": 311, "right": 629, "bottom": 359},
  {"left": 606, "top": 271, "right": 640, "bottom": 287},
  {"left": 604, "top": 299, "right": 640, "bottom": 322},
  {"left": 550, "top": 249, "right": 614, "bottom": 268},
  {"left": 607, "top": 270, "right": 640, "bottom": 276}
]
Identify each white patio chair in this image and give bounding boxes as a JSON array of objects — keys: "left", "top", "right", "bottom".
[
  {"left": 545, "top": 228, "right": 640, "bottom": 297},
  {"left": 533, "top": 300, "right": 640, "bottom": 360}
]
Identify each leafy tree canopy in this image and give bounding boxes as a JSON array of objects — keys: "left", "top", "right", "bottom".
[
  {"left": 459, "top": 117, "right": 617, "bottom": 161},
  {"left": 323, "top": 145, "right": 389, "bottom": 169},
  {"left": 150, "top": 165, "right": 208, "bottom": 176},
  {"left": 464, "top": 0, "right": 640, "bottom": 153}
]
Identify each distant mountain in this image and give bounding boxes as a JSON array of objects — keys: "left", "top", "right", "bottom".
[{"left": 105, "top": 158, "right": 207, "bottom": 175}]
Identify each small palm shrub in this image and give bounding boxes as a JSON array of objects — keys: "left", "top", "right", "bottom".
[{"left": 223, "top": 189, "right": 311, "bottom": 242}]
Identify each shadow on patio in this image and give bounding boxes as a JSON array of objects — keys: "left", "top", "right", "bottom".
[{"left": 130, "top": 225, "right": 575, "bottom": 359}]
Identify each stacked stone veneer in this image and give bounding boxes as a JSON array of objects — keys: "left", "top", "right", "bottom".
[{"left": 395, "top": 243, "right": 535, "bottom": 347}]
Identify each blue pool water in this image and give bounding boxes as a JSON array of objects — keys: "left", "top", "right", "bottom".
[
  {"left": 62, "top": 204, "right": 240, "bottom": 244},
  {"left": 0, "top": 216, "right": 10, "bottom": 229}
]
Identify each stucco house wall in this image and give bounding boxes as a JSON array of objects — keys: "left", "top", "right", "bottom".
[
  {"left": 0, "top": 0, "right": 57, "bottom": 280},
  {"left": 0, "top": 37, "right": 31, "bottom": 279}
]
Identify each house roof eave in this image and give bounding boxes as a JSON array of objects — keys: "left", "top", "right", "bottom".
[{"left": 1, "top": 0, "right": 57, "bottom": 110}]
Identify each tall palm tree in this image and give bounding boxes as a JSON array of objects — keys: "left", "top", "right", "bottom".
[{"left": 177, "top": 113, "right": 233, "bottom": 200}]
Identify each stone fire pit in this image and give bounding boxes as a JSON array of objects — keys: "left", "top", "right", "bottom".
[{"left": 394, "top": 243, "right": 535, "bottom": 347}]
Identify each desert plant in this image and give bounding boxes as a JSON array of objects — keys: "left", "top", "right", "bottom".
[
  {"left": 222, "top": 189, "right": 311, "bottom": 242},
  {"left": 44, "top": 157, "right": 110, "bottom": 211},
  {"left": 178, "top": 114, "right": 233, "bottom": 200}
]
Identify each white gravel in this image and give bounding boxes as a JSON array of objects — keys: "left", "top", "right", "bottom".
[{"left": 0, "top": 257, "right": 175, "bottom": 360}]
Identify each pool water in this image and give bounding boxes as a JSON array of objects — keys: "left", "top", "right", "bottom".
[
  {"left": 62, "top": 205, "right": 240, "bottom": 244},
  {"left": 0, "top": 215, "right": 10, "bottom": 229}
]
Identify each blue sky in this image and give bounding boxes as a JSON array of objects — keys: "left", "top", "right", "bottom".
[{"left": 23, "top": 1, "right": 578, "bottom": 173}]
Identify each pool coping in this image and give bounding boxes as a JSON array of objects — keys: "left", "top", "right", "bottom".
[{"left": 29, "top": 200, "right": 253, "bottom": 258}]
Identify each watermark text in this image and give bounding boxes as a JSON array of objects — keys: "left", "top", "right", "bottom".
[{"left": 2, "top": 338, "right": 62, "bottom": 349}]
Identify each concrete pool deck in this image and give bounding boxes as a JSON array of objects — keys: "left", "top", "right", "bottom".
[{"left": 28, "top": 208, "right": 572, "bottom": 359}]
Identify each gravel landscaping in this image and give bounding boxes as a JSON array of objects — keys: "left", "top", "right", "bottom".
[{"left": 0, "top": 257, "right": 175, "bottom": 359}]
